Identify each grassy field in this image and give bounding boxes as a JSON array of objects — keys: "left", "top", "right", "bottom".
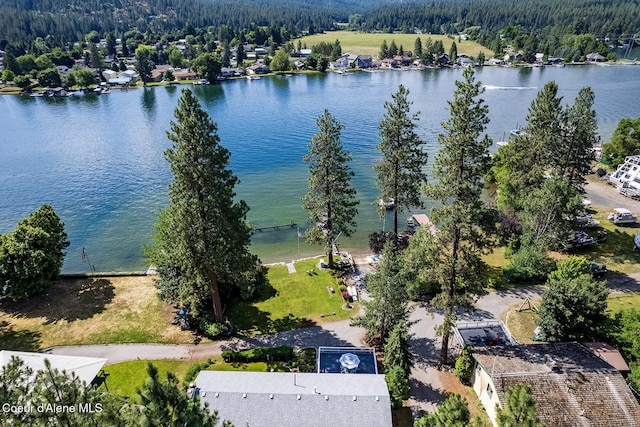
[
  {"left": 0, "top": 276, "right": 195, "bottom": 351},
  {"left": 227, "top": 258, "right": 358, "bottom": 334},
  {"left": 0, "top": 258, "right": 356, "bottom": 351},
  {"left": 298, "top": 31, "right": 492, "bottom": 59}
]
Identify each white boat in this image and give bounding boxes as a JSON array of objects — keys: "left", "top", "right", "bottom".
[
  {"left": 607, "top": 208, "right": 638, "bottom": 225},
  {"left": 246, "top": 75, "right": 261, "bottom": 80},
  {"left": 378, "top": 198, "right": 394, "bottom": 210}
]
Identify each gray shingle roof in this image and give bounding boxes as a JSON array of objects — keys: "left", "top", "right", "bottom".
[
  {"left": 195, "top": 371, "right": 392, "bottom": 427},
  {"left": 474, "top": 343, "right": 640, "bottom": 426}
]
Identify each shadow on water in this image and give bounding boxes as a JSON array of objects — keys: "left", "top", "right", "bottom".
[
  {"left": 192, "top": 82, "right": 225, "bottom": 107},
  {"left": 0, "top": 320, "right": 41, "bottom": 351},
  {"left": 141, "top": 87, "right": 157, "bottom": 118},
  {"left": 2, "top": 278, "right": 115, "bottom": 324}
]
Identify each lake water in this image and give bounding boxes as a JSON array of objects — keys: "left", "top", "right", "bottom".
[{"left": 1, "top": 65, "right": 640, "bottom": 273}]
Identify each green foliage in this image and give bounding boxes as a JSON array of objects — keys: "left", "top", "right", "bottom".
[
  {"left": 73, "top": 69, "right": 97, "bottom": 87},
  {"left": 192, "top": 52, "right": 222, "bottom": 83},
  {"left": 182, "top": 359, "right": 214, "bottom": 388},
  {"left": 421, "top": 66, "right": 496, "bottom": 365},
  {"left": 496, "top": 383, "right": 544, "bottom": 427},
  {"left": 147, "top": 88, "right": 257, "bottom": 323},
  {"left": 374, "top": 84, "right": 428, "bottom": 236},
  {"left": 135, "top": 363, "right": 227, "bottom": 427},
  {"left": 602, "top": 117, "right": 640, "bottom": 167},
  {"left": 302, "top": 109, "right": 359, "bottom": 268},
  {"left": 221, "top": 346, "right": 293, "bottom": 363},
  {"left": 384, "top": 321, "right": 414, "bottom": 374},
  {"left": 198, "top": 317, "right": 229, "bottom": 339},
  {"left": 163, "top": 69, "right": 175, "bottom": 82},
  {"left": 547, "top": 256, "right": 590, "bottom": 282},
  {"left": 519, "top": 177, "right": 583, "bottom": 249},
  {"left": 610, "top": 308, "right": 640, "bottom": 392},
  {"left": 134, "top": 45, "right": 154, "bottom": 86},
  {"left": 385, "top": 365, "right": 409, "bottom": 409},
  {"left": 414, "top": 393, "right": 471, "bottom": 427},
  {"left": 36, "top": 67, "right": 61, "bottom": 87},
  {"left": 538, "top": 275, "right": 608, "bottom": 342},
  {"left": 351, "top": 242, "right": 409, "bottom": 347},
  {"left": 453, "top": 345, "right": 473, "bottom": 385},
  {"left": 2, "top": 69, "right": 15, "bottom": 82},
  {"left": 13, "top": 75, "right": 31, "bottom": 88},
  {"left": 0, "top": 204, "right": 69, "bottom": 301},
  {"left": 503, "top": 244, "right": 555, "bottom": 283},
  {"left": 270, "top": 48, "right": 291, "bottom": 71}
]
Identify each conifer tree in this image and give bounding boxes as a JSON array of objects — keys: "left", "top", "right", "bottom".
[
  {"left": 302, "top": 110, "right": 359, "bottom": 268},
  {"left": 496, "top": 383, "right": 544, "bottom": 427},
  {"left": 384, "top": 321, "right": 414, "bottom": 374},
  {"left": 414, "top": 37, "right": 423, "bottom": 58},
  {"left": 147, "top": 89, "right": 256, "bottom": 323},
  {"left": 374, "top": 85, "right": 428, "bottom": 237},
  {"left": 423, "top": 67, "right": 496, "bottom": 365},
  {"left": 352, "top": 242, "right": 410, "bottom": 347}
]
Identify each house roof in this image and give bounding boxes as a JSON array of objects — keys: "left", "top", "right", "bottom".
[
  {"left": 474, "top": 343, "right": 640, "bottom": 426},
  {"left": 195, "top": 371, "right": 392, "bottom": 427},
  {"left": 0, "top": 350, "right": 107, "bottom": 385},
  {"left": 583, "top": 342, "right": 630, "bottom": 371}
]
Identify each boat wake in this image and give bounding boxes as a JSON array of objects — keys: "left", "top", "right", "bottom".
[{"left": 483, "top": 85, "right": 537, "bottom": 90}]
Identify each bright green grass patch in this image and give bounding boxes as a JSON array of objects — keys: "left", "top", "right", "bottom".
[
  {"left": 102, "top": 359, "right": 193, "bottom": 399},
  {"left": 607, "top": 292, "right": 640, "bottom": 314},
  {"left": 227, "top": 258, "right": 357, "bottom": 334},
  {"left": 298, "top": 31, "right": 493, "bottom": 59},
  {"left": 104, "top": 358, "right": 293, "bottom": 398}
]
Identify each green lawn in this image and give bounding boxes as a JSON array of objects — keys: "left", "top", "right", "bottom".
[
  {"left": 103, "top": 357, "right": 295, "bottom": 399},
  {"left": 101, "top": 359, "right": 194, "bottom": 399},
  {"left": 227, "top": 258, "right": 357, "bottom": 334},
  {"left": 298, "top": 31, "right": 492, "bottom": 59},
  {"left": 607, "top": 292, "right": 640, "bottom": 313}
]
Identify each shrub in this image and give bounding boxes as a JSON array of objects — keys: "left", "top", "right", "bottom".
[
  {"left": 385, "top": 365, "right": 409, "bottom": 409},
  {"left": 454, "top": 345, "right": 473, "bottom": 385},
  {"left": 222, "top": 346, "right": 294, "bottom": 363},
  {"left": 198, "top": 317, "right": 229, "bottom": 339},
  {"left": 503, "top": 244, "right": 555, "bottom": 282}
]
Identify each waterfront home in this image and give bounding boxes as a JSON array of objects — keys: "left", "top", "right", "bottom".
[
  {"left": 587, "top": 52, "right": 606, "bottom": 62},
  {"left": 504, "top": 51, "right": 524, "bottom": 62},
  {"left": 247, "top": 63, "right": 271, "bottom": 75},
  {"left": 329, "top": 54, "right": 350, "bottom": 70},
  {"left": 102, "top": 69, "right": 117, "bottom": 81},
  {"left": 348, "top": 54, "right": 373, "bottom": 69},
  {"left": 194, "top": 371, "right": 392, "bottom": 427}
]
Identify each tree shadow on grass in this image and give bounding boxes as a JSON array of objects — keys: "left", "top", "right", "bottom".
[
  {"left": 2, "top": 278, "right": 115, "bottom": 324},
  {"left": 229, "top": 303, "right": 312, "bottom": 336},
  {"left": 0, "top": 320, "right": 41, "bottom": 351}
]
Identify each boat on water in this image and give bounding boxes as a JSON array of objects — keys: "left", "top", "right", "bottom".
[
  {"left": 378, "top": 198, "right": 395, "bottom": 210},
  {"left": 510, "top": 128, "right": 526, "bottom": 137},
  {"left": 246, "top": 75, "right": 261, "bottom": 80},
  {"left": 607, "top": 208, "right": 638, "bottom": 225}
]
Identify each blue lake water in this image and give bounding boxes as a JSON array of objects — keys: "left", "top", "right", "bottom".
[{"left": 1, "top": 65, "right": 640, "bottom": 273}]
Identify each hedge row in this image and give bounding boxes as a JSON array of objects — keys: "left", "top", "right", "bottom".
[{"left": 222, "top": 346, "right": 294, "bottom": 363}]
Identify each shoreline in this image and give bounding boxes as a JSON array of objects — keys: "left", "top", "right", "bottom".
[{"left": 2, "top": 59, "right": 638, "bottom": 96}]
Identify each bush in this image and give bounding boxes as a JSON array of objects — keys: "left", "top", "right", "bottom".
[
  {"left": 385, "top": 365, "right": 409, "bottom": 409},
  {"left": 503, "top": 244, "right": 555, "bottom": 282},
  {"left": 222, "top": 346, "right": 294, "bottom": 363},
  {"left": 454, "top": 345, "right": 473, "bottom": 385},
  {"left": 198, "top": 317, "right": 229, "bottom": 339}
]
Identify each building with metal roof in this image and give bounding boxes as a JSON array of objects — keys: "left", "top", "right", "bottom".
[{"left": 194, "top": 371, "right": 392, "bottom": 427}]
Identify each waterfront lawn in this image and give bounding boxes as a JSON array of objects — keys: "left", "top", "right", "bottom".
[
  {"left": 607, "top": 291, "right": 640, "bottom": 314},
  {"left": 298, "top": 31, "right": 493, "bottom": 58},
  {"left": 0, "top": 276, "right": 195, "bottom": 351},
  {"left": 227, "top": 258, "right": 357, "bottom": 335}
]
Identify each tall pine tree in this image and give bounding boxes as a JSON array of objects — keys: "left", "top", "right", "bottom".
[
  {"left": 423, "top": 67, "right": 496, "bottom": 365},
  {"left": 302, "top": 110, "right": 359, "bottom": 269},
  {"left": 147, "top": 89, "right": 256, "bottom": 323},
  {"left": 375, "top": 85, "right": 428, "bottom": 238}
]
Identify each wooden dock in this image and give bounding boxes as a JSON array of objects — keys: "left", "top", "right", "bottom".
[{"left": 254, "top": 221, "right": 297, "bottom": 231}]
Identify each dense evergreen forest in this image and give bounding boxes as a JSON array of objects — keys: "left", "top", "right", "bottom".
[{"left": 0, "top": 0, "right": 638, "bottom": 57}]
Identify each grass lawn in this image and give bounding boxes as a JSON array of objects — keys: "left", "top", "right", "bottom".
[
  {"left": 607, "top": 291, "right": 640, "bottom": 314},
  {"left": 0, "top": 276, "right": 195, "bottom": 351},
  {"left": 298, "top": 31, "right": 492, "bottom": 59},
  {"left": 227, "top": 258, "right": 357, "bottom": 334},
  {"left": 501, "top": 302, "right": 541, "bottom": 344},
  {"left": 101, "top": 359, "right": 193, "bottom": 399},
  {"left": 103, "top": 357, "right": 294, "bottom": 399}
]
